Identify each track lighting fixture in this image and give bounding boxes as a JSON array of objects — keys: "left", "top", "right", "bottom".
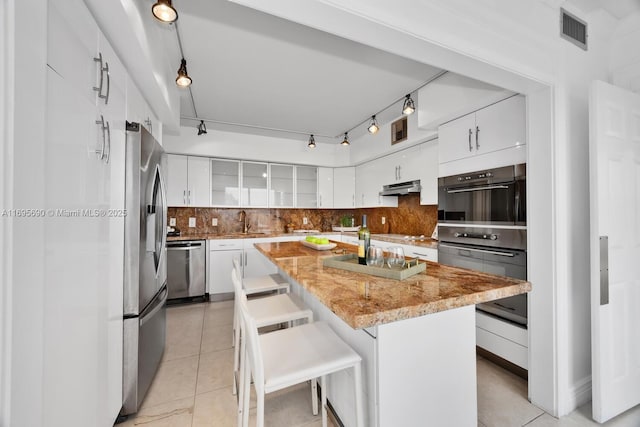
[
  {"left": 176, "top": 58, "right": 192, "bottom": 87},
  {"left": 367, "top": 116, "right": 379, "bottom": 134},
  {"left": 308, "top": 134, "right": 316, "bottom": 148},
  {"left": 402, "top": 94, "right": 415, "bottom": 115},
  {"left": 197, "top": 120, "right": 207, "bottom": 135},
  {"left": 152, "top": 0, "right": 178, "bottom": 23},
  {"left": 341, "top": 132, "right": 350, "bottom": 146}
]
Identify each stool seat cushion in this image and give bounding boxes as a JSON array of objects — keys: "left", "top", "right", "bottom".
[
  {"left": 259, "top": 321, "right": 362, "bottom": 393},
  {"left": 247, "top": 293, "right": 312, "bottom": 328},
  {"left": 244, "top": 274, "right": 288, "bottom": 294}
]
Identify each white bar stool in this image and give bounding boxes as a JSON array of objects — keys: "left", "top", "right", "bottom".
[
  {"left": 237, "top": 290, "right": 364, "bottom": 427},
  {"left": 231, "top": 268, "right": 314, "bottom": 398},
  {"left": 232, "top": 256, "right": 290, "bottom": 346}
]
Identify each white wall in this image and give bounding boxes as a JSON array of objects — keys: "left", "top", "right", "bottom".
[
  {"left": 610, "top": 11, "right": 640, "bottom": 92},
  {"left": 163, "top": 125, "right": 352, "bottom": 167},
  {"left": 2, "top": 0, "right": 48, "bottom": 425},
  {"left": 349, "top": 98, "right": 437, "bottom": 165},
  {"left": 228, "top": 0, "right": 623, "bottom": 417}
]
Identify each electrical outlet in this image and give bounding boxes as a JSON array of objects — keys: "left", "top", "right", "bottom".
[
  {"left": 212, "top": 218, "right": 218, "bottom": 226},
  {"left": 381, "top": 217, "right": 386, "bottom": 225},
  {"left": 169, "top": 217, "right": 176, "bottom": 226},
  {"left": 188, "top": 217, "right": 196, "bottom": 228},
  {"left": 303, "top": 217, "right": 308, "bottom": 225}
]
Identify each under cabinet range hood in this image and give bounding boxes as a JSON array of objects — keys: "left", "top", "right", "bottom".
[{"left": 379, "top": 180, "right": 422, "bottom": 196}]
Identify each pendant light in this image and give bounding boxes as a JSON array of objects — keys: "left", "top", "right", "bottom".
[
  {"left": 341, "top": 132, "right": 350, "bottom": 146},
  {"left": 152, "top": 0, "right": 178, "bottom": 23},
  {"left": 367, "top": 115, "right": 379, "bottom": 134},
  {"left": 175, "top": 58, "right": 192, "bottom": 87},
  {"left": 402, "top": 94, "right": 415, "bottom": 115},
  {"left": 197, "top": 120, "right": 207, "bottom": 135},
  {"left": 308, "top": 134, "right": 316, "bottom": 148}
]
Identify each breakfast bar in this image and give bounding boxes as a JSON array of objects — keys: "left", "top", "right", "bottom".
[{"left": 255, "top": 240, "right": 531, "bottom": 427}]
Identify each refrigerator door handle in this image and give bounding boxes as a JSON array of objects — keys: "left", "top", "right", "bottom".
[{"left": 140, "top": 285, "right": 168, "bottom": 326}]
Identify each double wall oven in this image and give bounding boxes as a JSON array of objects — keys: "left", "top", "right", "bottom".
[{"left": 437, "top": 164, "right": 527, "bottom": 326}]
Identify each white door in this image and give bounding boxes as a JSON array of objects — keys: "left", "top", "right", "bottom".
[
  {"left": 438, "top": 112, "right": 476, "bottom": 163},
  {"left": 317, "top": 167, "right": 334, "bottom": 208},
  {"left": 333, "top": 167, "right": 355, "bottom": 208},
  {"left": 589, "top": 80, "right": 640, "bottom": 423},
  {"left": 243, "top": 247, "right": 278, "bottom": 278}
]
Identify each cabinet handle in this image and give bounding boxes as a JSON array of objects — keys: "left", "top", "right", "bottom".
[
  {"left": 244, "top": 252, "right": 248, "bottom": 266},
  {"left": 475, "top": 125, "right": 480, "bottom": 150},
  {"left": 398, "top": 166, "right": 401, "bottom": 180},
  {"left": 104, "top": 120, "right": 111, "bottom": 164},
  {"left": 100, "top": 62, "right": 110, "bottom": 105},
  {"left": 394, "top": 166, "right": 397, "bottom": 180},
  {"left": 319, "top": 194, "right": 322, "bottom": 207},
  {"left": 468, "top": 128, "right": 473, "bottom": 152},
  {"left": 183, "top": 190, "right": 187, "bottom": 205},
  {"left": 188, "top": 190, "right": 191, "bottom": 205},
  {"left": 93, "top": 53, "right": 104, "bottom": 96},
  {"left": 93, "top": 115, "right": 106, "bottom": 160}
]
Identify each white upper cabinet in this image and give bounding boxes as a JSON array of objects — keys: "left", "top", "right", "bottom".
[
  {"left": 318, "top": 167, "right": 334, "bottom": 208},
  {"left": 211, "top": 159, "right": 240, "bottom": 207},
  {"left": 380, "top": 144, "right": 423, "bottom": 183},
  {"left": 333, "top": 167, "right": 356, "bottom": 208},
  {"left": 167, "top": 154, "right": 210, "bottom": 206},
  {"left": 187, "top": 157, "right": 211, "bottom": 206},
  {"left": 419, "top": 142, "right": 439, "bottom": 205},
  {"left": 167, "top": 155, "right": 188, "bottom": 206},
  {"left": 242, "top": 161, "right": 269, "bottom": 207},
  {"left": 269, "top": 163, "right": 294, "bottom": 208},
  {"left": 438, "top": 95, "right": 526, "bottom": 165},
  {"left": 356, "top": 161, "right": 398, "bottom": 208},
  {"left": 295, "top": 166, "right": 318, "bottom": 208}
]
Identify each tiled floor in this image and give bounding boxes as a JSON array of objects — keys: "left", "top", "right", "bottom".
[{"left": 120, "top": 301, "right": 640, "bottom": 427}]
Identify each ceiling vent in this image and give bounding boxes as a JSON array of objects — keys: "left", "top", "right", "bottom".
[{"left": 560, "top": 8, "right": 587, "bottom": 50}]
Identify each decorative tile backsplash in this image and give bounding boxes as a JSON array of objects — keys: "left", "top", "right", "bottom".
[{"left": 168, "top": 194, "right": 437, "bottom": 236}]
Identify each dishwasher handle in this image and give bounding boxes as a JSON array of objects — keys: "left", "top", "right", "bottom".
[{"left": 167, "top": 242, "right": 203, "bottom": 250}]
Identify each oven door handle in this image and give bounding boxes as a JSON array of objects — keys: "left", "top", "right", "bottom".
[
  {"left": 439, "top": 243, "right": 516, "bottom": 257},
  {"left": 446, "top": 185, "right": 510, "bottom": 194}
]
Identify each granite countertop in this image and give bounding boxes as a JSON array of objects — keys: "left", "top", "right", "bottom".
[
  {"left": 255, "top": 240, "right": 531, "bottom": 329},
  {"left": 166, "top": 231, "right": 337, "bottom": 242},
  {"left": 167, "top": 231, "right": 438, "bottom": 250}
]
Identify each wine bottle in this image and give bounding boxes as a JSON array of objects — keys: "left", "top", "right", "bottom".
[{"left": 358, "top": 215, "right": 370, "bottom": 265}]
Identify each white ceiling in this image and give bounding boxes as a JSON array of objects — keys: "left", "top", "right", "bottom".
[
  {"left": 566, "top": 0, "right": 640, "bottom": 19},
  {"left": 173, "top": 0, "right": 443, "bottom": 141}
]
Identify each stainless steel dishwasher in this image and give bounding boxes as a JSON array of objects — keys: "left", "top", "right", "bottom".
[{"left": 167, "top": 240, "right": 206, "bottom": 300}]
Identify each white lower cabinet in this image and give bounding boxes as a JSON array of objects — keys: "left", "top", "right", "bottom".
[
  {"left": 208, "top": 240, "right": 244, "bottom": 295},
  {"left": 476, "top": 311, "right": 528, "bottom": 369},
  {"left": 208, "top": 236, "right": 303, "bottom": 295}
]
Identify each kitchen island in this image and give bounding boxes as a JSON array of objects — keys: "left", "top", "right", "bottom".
[{"left": 255, "top": 241, "right": 531, "bottom": 427}]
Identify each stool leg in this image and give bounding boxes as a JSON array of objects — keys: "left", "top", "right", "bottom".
[
  {"left": 232, "top": 320, "right": 242, "bottom": 395},
  {"left": 256, "top": 387, "right": 265, "bottom": 427},
  {"left": 241, "top": 351, "right": 251, "bottom": 427},
  {"left": 311, "top": 378, "right": 318, "bottom": 415},
  {"left": 321, "top": 376, "right": 327, "bottom": 427},
  {"left": 353, "top": 363, "right": 364, "bottom": 427}
]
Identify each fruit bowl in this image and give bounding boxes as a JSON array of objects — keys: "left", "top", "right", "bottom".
[{"left": 301, "top": 240, "right": 337, "bottom": 251}]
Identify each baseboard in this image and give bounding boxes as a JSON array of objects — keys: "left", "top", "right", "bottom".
[{"left": 562, "top": 376, "right": 592, "bottom": 415}]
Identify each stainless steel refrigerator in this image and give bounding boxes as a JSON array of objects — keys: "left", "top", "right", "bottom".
[{"left": 121, "top": 123, "right": 168, "bottom": 415}]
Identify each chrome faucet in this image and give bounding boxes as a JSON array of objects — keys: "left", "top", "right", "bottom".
[{"left": 239, "top": 210, "right": 249, "bottom": 234}]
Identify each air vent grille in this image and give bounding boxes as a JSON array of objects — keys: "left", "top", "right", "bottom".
[{"left": 561, "top": 9, "right": 587, "bottom": 50}]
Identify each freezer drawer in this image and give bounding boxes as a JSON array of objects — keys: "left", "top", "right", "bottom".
[
  {"left": 167, "top": 240, "right": 206, "bottom": 299},
  {"left": 122, "top": 284, "right": 167, "bottom": 415}
]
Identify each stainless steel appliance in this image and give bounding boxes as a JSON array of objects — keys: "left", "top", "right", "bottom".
[
  {"left": 167, "top": 240, "right": 206, "bottom": 300},
  {"left": 438, "top": 226, "right": 527, "bottom": 325},
  {"left": 438, "top": 163, "right": 526, "bottom": 225},
  {"left": 437, "top": 164, "right": 527, "bottom": 326},
  {"left": 121, "top": 123, "right": 168, "bottom": 415},
  {"left": 379, "top": 180, "right": 421, "bottom": 196}
]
